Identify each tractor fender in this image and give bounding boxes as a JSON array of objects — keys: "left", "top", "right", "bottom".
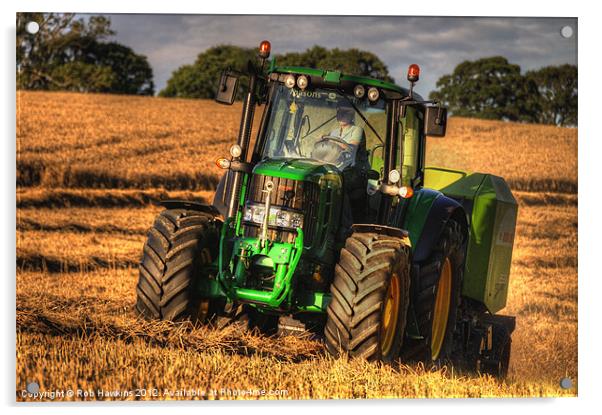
[
  {"left": 160, "top": 199, "right": 222, "bottom": 218},
  {"left": 411, "top": 193, "right": 468, "bottom": 263},
  {"left": 351, "top": 224, "right": 412, "bottom": 247}
]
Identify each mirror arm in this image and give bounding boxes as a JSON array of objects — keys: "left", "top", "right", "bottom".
[{"left": 400, "top": 98, "right": 440, "bottom": 106}]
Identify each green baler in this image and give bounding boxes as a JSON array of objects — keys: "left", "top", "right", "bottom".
[
  {"left": 135, "top": 41, "right": 517, "bottom": 377},
  {"left": 425, "top": 168, "right": 518, "bottom": 313}
]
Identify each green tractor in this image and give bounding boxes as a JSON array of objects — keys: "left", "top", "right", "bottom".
[{"left": 136, "top": 41, "right": 517, "bottom": 376}]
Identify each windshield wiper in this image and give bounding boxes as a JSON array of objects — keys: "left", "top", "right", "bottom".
[{"left": 338, "top": 90, "right": 383, "bottom": 144}]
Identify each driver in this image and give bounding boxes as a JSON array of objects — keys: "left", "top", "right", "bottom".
[
  {"left": 325, "top": 103, "right": 370, "bottom": 224},
  {"left": 328, "top": 104, "right": 364, "bottom": 160}
]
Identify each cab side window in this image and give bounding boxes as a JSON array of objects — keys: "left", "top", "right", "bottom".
[
  {"left": 364, "top": 110, "right": 386, "bottom": 177},
  {"left": 400, "top": 106, "right": 420, "bottom": 187}
]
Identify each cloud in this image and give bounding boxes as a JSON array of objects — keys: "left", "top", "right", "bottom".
[{"left": 103, "top": 14, "right": 577, "bottom": 95}]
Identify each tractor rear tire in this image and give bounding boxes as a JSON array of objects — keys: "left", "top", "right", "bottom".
[
  {"left": 403, "top": 218, "right": 465, "bottom": 364},
  {"left": 325, "top": 231, "right": 411, "bottom": 362},
  {"left": 136, "top": 209, "right": 222, "bottom": 322}
]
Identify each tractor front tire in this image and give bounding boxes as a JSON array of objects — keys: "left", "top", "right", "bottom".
[
  {"left": 136, "top": 209, "right": 222, "bottom": 322},
  {"left": 325, "top": 231, "right": 411, "bottom": 362},
  {"left": 403, "top": 218, "right": 465, "bottom": 364}
]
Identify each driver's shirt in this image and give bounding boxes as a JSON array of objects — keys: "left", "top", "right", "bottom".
[
  {"left": 329, "top": 124, "right": 363, "bottom": 146},
  {"left": 328, "top": 124, "right": 363, "bottom": 162}
]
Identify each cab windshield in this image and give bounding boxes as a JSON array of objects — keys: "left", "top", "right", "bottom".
[{"left": 261, "top": 83, "right": 387, "bottom": 170}]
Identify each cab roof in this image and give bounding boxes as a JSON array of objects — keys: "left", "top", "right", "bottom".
[{"left": 271, "top": 65, "right": 415, "bottom": 98}]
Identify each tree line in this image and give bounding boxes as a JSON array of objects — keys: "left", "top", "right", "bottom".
[
  {"left": 429, "top": 56, "right": 577, "bottom": 126},
  {"left": 17, "top": 13, "right": 154, "bottom": 95},
  {"left": 17, "top": 13, "right": 576, "bottom": 126}
]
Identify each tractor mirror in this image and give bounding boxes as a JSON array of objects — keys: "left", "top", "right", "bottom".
[
  {"left": 424, "top": 106, "right": 448, "bottom": 137},
  {"left": 215, "top": 72, "right": 239, "bottom": 105}
]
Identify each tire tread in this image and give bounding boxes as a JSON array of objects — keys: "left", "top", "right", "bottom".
[
  {"left": 325, "top": 232, "right": 411, "bottom": 362},
  {"left": 135, "top": 208, "right": 220, "bottom": 322}
]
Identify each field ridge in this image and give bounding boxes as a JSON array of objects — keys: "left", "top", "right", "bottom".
[{"left": 17, "top": 188, "right": 213, "bottom": 208}]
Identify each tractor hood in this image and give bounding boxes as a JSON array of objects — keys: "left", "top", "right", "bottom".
[{"left": 253, "top": 158, "right": 341, "bottom": 184}]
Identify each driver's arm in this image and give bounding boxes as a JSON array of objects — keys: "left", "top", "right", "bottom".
[
  {"left": 335, "top": 125, "right": 362, "bottom": 150},
  {"left": 346, "top": 126, "right": 363, "bottom": 147}
]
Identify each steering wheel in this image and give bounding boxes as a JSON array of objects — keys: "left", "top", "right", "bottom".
[
  {"left": 313, "top": 135, "right": 355, "bottom": 168},
  {"left": 316, "top": 135, "right": 351, "bottom": 147}
]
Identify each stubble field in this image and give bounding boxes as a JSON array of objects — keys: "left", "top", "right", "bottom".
[{"left": 16, "top": 91, "right": 578, "bottom": 400}]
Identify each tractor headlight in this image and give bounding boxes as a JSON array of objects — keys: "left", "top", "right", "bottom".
[
  {"left": 354, "top": 84, "right": 365, "bottom": 98},
  {"left": 367, "top": 87, "right": 380, "bottom": 102},
  {"left": 297, "top": 75, "right": 309, "bottom": 90},
  {"left": 284, "top": 74, "right": 296, "bottom": 89},
  {"left": 243, "top": 203, "right": 304, "bottom": 229},
  {"left": 388, "top": 169, "right": 400, "bottom": 184},
  {"left": 229, "top": 144, "right": 242, "bottom": 158}
]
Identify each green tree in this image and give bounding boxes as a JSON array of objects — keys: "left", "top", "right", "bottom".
[
  {"left": 160, "top": 45, "right": 394, "bottom": 99},
  {"left": 316, "top": 47, "right": 394, "bottom": 83},
  {"left": 275, "top": 45, "right": 394, "bottom": 83},
  {"left": 160, "top": 45, "right": 256, "bottom": 99},
  {"left": 82, "top": 41, "right": 155, "bottom": 95},
  {"left": 429, "top": 56, "right": 537, "bottom": 122},
  {"left": 275, "top": 45, "right": 329, "bottom": 69},
  {"left": 17, "top": 13, "right": 154, "bottom": 95},
  {"left": 526, "top": 64, "right": 577, "bottom": 126},
  {"left": 49, "top": 61, "right": 115, "bottom": 92}
]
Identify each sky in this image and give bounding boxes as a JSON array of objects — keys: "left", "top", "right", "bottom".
[{"left": 103, "top": 15, "right": 577, "bottom": 97}]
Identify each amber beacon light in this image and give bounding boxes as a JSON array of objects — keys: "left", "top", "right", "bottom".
[
  {"left": 258, "top": 40, "right": 271, "bottom": 59},
  {"left": 407, "top": 64, "right": 420, "bottom": 83}
]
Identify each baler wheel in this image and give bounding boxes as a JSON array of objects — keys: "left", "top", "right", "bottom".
[{"left": 402, "top": 218, "right": 465, "bottom": 363}]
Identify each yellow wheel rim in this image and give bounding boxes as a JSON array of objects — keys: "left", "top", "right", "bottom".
[
  {"left": 431, "top": 257, "right": 452, "bottom": 360},
  {"left": 380, "top": 272, "right": 401, "bottom": 357}
]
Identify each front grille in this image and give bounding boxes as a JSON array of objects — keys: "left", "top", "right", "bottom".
[
  {"left": 303, "top": 181, "right": 320, "bottom": 244},
  {"left": 243, "top": 174, "right": 320, "bottom": 246}
]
